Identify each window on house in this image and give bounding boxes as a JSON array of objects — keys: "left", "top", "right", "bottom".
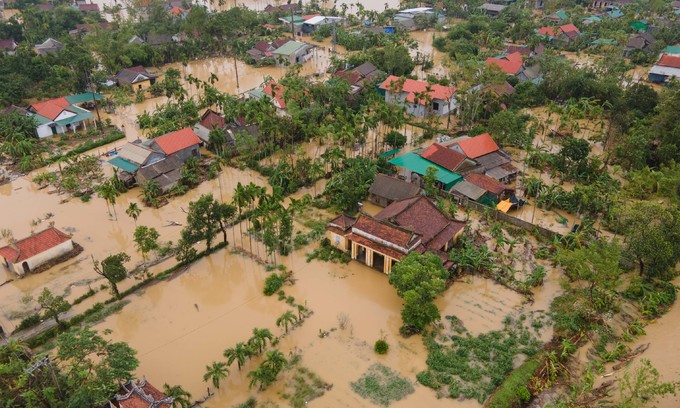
[
  {"left": 138, "top": 85, "right": 142, "bottom": 90},
  {"left": 432, "top": 101, "right": 440, "bottom": 111}
]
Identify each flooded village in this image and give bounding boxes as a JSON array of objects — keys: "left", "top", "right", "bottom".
[{"left": 1, "top": 0, "right": 680, "bottom": 407}]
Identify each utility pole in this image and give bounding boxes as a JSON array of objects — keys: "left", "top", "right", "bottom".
[
  {"left": 88, "top": 73, "right": 103, "bottom": 134},
  {"left": 289, "top": 0, "right": 295, "bottom": 39}
]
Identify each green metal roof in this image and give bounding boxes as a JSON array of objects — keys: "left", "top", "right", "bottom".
[
  {"left": 31, "top": 114, "right": 52, "bottom": 126},
  {"left": 65, "top": 92, "right": 105, "bottom": 105},
  {"left": 630, "top": 21, "right": 648, "bottom": 31},
  {"left": 273, "top": 41, "right": 308, "bottom": 56},
  {"left": 591, "top": 38, "right": 617, "bottom": 46},
  {"left": 279, "top": 15, "right": 305, "bottom": 24},
  {"left": 379, "top": 149, "right": 400, "bottom": 158},
  {"left": 108, "top": 157, "right": 139, "bottom": 173},
  {"left": 555, "top": 10, "right": 568, "bottom": 19},
  {"left": 248, "top": 89, "right": 268, "bottom": 99},
  {"left": 389, "top": 152, "right": 462, "bottom": 189},
  {"left": 55, "top": 106, "right": 93, "bottom": 126},
  {"left": 663, "top": 45, "right": 680, "bottom": 54}
]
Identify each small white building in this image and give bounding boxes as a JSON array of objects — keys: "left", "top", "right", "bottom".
[
  {"left": 0, "top": 228, "right": 74, "bottom": 276},
  {"left": 379, "top": 76, "right": 457, "bottom": 118}
]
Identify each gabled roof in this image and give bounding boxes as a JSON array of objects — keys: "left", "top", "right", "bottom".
[
  {"left": 537, "top": 26, "right": 556, "bottom": 36},
  {"left": 115, "top": 379, "right": 174, "bottom": 408},
  {"left": 368, "top": 174, "right": 421, "bottom": 201},
  {"left": 420, "top": 143, "right": 466, "bottom": 171},
  {"left": 116, "top": 66, "right": 155, "bottom": 85},
  {"left": 375, "top": 196, "right": 464, "bottom": 249},
  {"left": 0, "top": 39, "right": 17, "bottom": 51},
  {"left": 657, "top": 54, "right": 680, "bottom": 69},
  {"left": 152, "top": 127, "right": 201, "bottom": 155},
  {"left": 273, "top": 40, "right": 310, "bottom": 56},
  {"left": 559, "top": 23, "right": 580, "bottom": 34},
  {"left": 35, "top": 38, "right": 63, "bottom": 50},
  {"left": 451, "top": 180, "right": 486, "bottom": 200},
  {"left": 0, "top": 227, "right": 71, "bottom": 263},
  {"left": 199, "top": 109, "right": 226, "bottom": 130},
  {"left": 465, "top": 173, "right": 512, "bottom": 195},
  {"left": 455, "top": 133, "right": 499, "bottom": 159},
  {"left": 379, "top": 76, "right": 456, "bottom": 104},
  {"left": 262, "top": 80, "right": 287, "bottom": 109},
  {"left": 389, "top": 152, "right": 463, "bottom": 187},
  {"left": 485, "top": 52, "right": 523, "bottom": 75},
  {"left": 119, "top": 142, "right": 160, "bottom": 166},
  {"left": 352, "top": 214, "right": 420, "bottom": 250}
]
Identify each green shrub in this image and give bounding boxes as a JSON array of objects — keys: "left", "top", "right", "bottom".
[
  {"left": 14, "top": 314, "right": 42, "bottom": 333},
  {"left": 374, "top": 339, "right": 389, "bottom": 355},
  {"left": 264, "top": 272, "right": 285, "bottom": 296}
]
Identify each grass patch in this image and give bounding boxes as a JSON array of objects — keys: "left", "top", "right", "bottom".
[
  {"left": 351, "top": 364, "right": 414, "bottom": 407},
  {"left": 282, "top": 365, "right": 330, "bottom": 408},
  {"left": 417, "top": 316, "right": 541, "bottom": 403},
  {"left": 486, "top": 356, "right": 541, "bottom": 408},
  {"left": 306, "top": 238, "right": 350, "bottom": 264}
]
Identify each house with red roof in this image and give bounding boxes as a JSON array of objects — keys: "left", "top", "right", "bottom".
[
  {"left": 326, "top": 196, "right": 465, "bottom": 274},
  {"left": 247, "top": 80, "right": 291, "bottom": 113},
  {"left": 148, "top": 127, "right": 201, "bottom": 161},
  {"left": 379, "top": 76, "right": 457, "bottom": 118},
  {"left": 0, "top": 227, "right": 74, "bottom": 276},
  {"left": 108, "top": 378, "right": 174, "bottom": 408},
  {"left": 649, "top": 53, "right": 680, "bottom": 83},
  {"left": 447, "top": 133, "right": 519, "bottom": 182},
  {"left": 27, "top": 93, "right": 103, "bottom": 138},
  {"left": 0, "top": 38, "right": 17, "bottom": 55},
  {"left": 537, "top": 23, "right": 581, "bottom": 45},
  {"left": 485, "top": 52, "right": 524, "bottom": 75}
]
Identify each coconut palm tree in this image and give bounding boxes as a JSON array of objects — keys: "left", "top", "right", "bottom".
[
  {"left": 223, "top": 342, "right": 252, "bottom": 370},
  {"left": 203, "top": 361, "right": 229, "bottom": 389},
  {"left": 125, "top": 202, "right": 142, "bottom": 226},
  {"left": 276, "top": 310, "right": 298, "bottom": 333},
  {"left": 262, "top": 349, "right": 287, "bottom": 373},
  {"left": 247, "top": 366, "right": 269, "bottom": 390},
  {"left": 162, "top": 384, "right": 192, "bottom": 408},
  {"left": 97, "top": 180, "right": 120, "bottom": 219},
  {"left": 232, "top": 182, "right": 248, "bottom": 249},
  {"left": 249, "top": 328, "right": 274, "bottom": 355}
]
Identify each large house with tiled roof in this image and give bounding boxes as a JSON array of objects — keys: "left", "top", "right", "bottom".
[
  {"left": 0, "top": 227, "right": 74, "bottom": 276},
  {"left": 108, "top": 378, "right": 174, "bottom": 408},
  {"left": 446, "top": 133, "right": 518, "bottom": 183},
  {"left": 327, "top": 196, "right": 465, "bottom": 274},
  {"left": 485, "top": 52, "right": 524, "bottom": 76},
  {"left": 379, "top": 76, "right": 457, "bottom": 118},
  {"left": 26, "top": 93, "right": 104, "bottom": 138}
]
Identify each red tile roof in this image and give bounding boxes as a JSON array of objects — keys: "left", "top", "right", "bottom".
[
  {"left": 658, "top": 54, "right": 680, "bottom": 69},
  {"left": 376, "top": 196, "right": 450, "bottom": 243},
  {"left": 263, "top": 80, "right": 287, "bottom": 109},
  {"left": 420, "top": 143, "right": 466, "bottom": 171},
  {"left": 559, "top": 23, "right": 580, "bottom": 34},
  {"left": 352, "top": 214, "right": 419, "bottom": 249},
  {"left": 0, "top": 228, "right": 71, "bottom": 263},
  {"left": 427, "top": 221, "right": 465, "bottom": 251},
  {"left": 78, "top": 3, "right": 100, "bottom": 11},
  {"left": 345, "top": 232, "right": 408, "bottom": 260},
  {"left": 464, "top": 173, "right": 511, "bottom": 195},
  {"left": 115, "top": 379, "right": 174, "bottom": 408},
  {"left": 537, "top": 26, "right": 556, "bottom": 36},
  {"left": 153, "top": 127, "right": 201, "bottom": 155},
  {"left": 485, "top": 52, "right": 524, "bottom": 75},
  {"left": 455, "top": 133, "right": 499, "bottom": 159},
  {"left": 31, "top": 97, "right": 73, "bottom": 121},
  {"left": 199, "top": 109, "right": 226, "bottom": 129},
  {"left": 379, "top": 76, "right": 456, "bottom": 105}
]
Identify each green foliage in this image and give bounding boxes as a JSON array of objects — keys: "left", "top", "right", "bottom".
[
  {"left": 133, "top": 225, "right": 160, "bottom": 266},
  {"left": 180, "top": 193, "right": 235, "bottom": 251},
  {"left": 420, "top": 317, "right": 541, "bottom": 403},
  {"left": 486, "top": 357, "right": 540, "bottom": 408},
  {"left": 323, "top": 157, "right": 377, "bottom": 212},
  {"left": 247, "top": 349, "right": 288, "bottom": 390},
  {"left": 306, "top": 238, "right": 351, "bottom": 264},
  {"left": 374, "top": 339, "right": 389, "bottom": 355},
  {"left": 389, "top": 252, "right": 448, "bottom": 333},
  {"left": 384, "top": 130, "right": 407, "bottom": 149},
  {"left": 37, "top": 288, "right": 70, "bottom": 327},
  {"left": 93, "top": 252, "right": 131, "bottom": 299},
  {"left": 351, "top": 364, "right": 415, "bottom": 407},
  {"left": 14, "top": 313, "right": 42, "bottom": 333},
  {"left": 616, "top": 359, "right": 680, "bottom": 407},
  {"left": 487, "top": 110, "right": 532, "bottom": 147},
  {"left": 285, "top": 365, "right": 330, "bottom": 408}
]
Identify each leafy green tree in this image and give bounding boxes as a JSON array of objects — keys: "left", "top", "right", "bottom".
[
  {"left": 224, "top": 342, "right": 253, "bottom": 371},
  {"left": 133, "top": 225, "right": 160, "bottom": 268},
  {"left": 423, "top": 166, "right": 439, "bottom": 197},
  {"left": 92, "top": 252, "right": 131, "bottom": 299},
  {"left": 384, "top": 130, "right": 407, "bottom": 149},
  {"left": 617, "top": 359, "right": 679, "bottom": 408},
  {"left": 203, "top": 361, "right": 229, "bottom": 389},
  {"left": 323, "top": 157, "right": 377, "bottom": 212},
  {"left": 55, "top": 326, "right": 139, "bottom": 407},
  {"left": 181, "top": 193, "right": 235, "bottom": 251},
  {"left": 141, "top": 180, "right": 163, "bottom": 207},
  {"left": 487, "top": 110, "right": 531, "bottom": 147},
  {"left": 276, "top": 310, "right": 298, "bottom": 333},
  {"left": 388, "top": 252, "right": 448, "bottom": 333},
  {"left": 617, "top": 202, "right": 680, "bottom": 280},
  {"left": 37, "top": 288, "right": 71, "bottom": 328}
]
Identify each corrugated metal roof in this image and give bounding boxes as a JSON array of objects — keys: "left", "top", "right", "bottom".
[
  {"left": 451, "top": 180, "right": 486, "bottom": 200},
  {"left": 108, "top": 157, "right": 139, "bottom": 173},
  {"left": 65, "top": 92, "right": 105, "bottom": 105},
  {"left": 119, "top": 143, "right": 157, "bottom": 166},
  {"left": 273, "top": 41, "right": 309, "bottom": 56},
  {"left": 389, "top": 152, "right": 462, "bottom": 187},
  {"left": 54, "top": 106, "right": 93, "bottom": 125},
  {"left": 649, "top": 65, "right": 680, "bottom": 77}
]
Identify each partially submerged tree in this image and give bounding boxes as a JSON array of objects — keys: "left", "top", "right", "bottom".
[
  {"left": 37, "top": 288, "right": 70, "bottom": 328},
  {"left": 133, "top": 225, "right": 160, "bottom": 269},
  {"left": 92, "top": 252, "right": 131, "bottom": 299}
]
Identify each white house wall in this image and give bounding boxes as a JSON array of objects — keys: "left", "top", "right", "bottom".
[{"left": 7, "top": 240, "right": 74, "bottom": 276}]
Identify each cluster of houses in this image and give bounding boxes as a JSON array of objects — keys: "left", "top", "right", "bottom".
[
  {"left": 649, "top": 53, "right": 680, "bottom": 83},
  {"left": 108, "top": 128, "right": 201, "bottom": 192}
]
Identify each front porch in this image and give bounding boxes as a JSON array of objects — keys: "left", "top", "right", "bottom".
[{"left": 350, "top": 240, "right": 396, "bottom": 275}]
